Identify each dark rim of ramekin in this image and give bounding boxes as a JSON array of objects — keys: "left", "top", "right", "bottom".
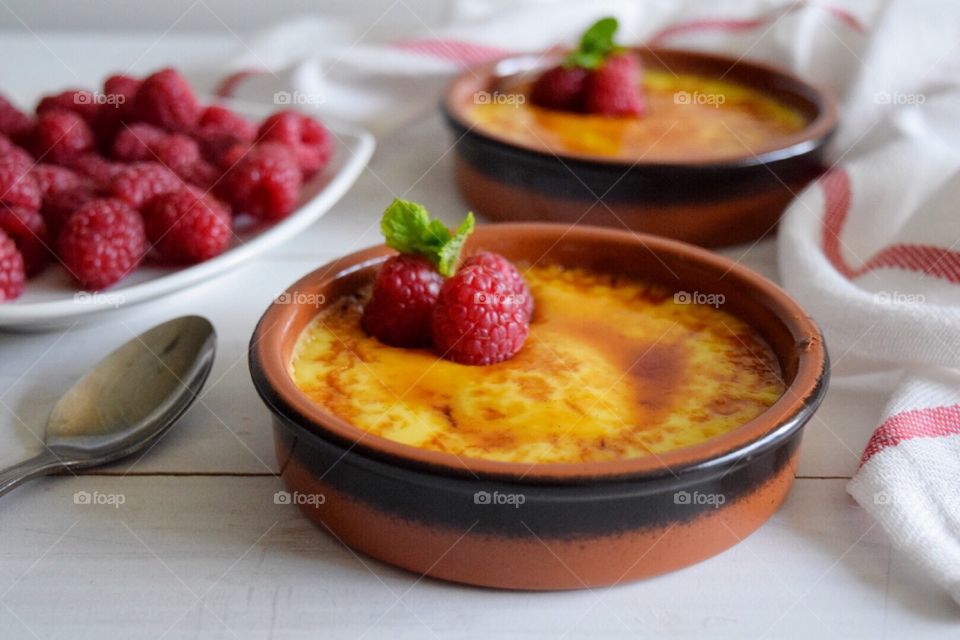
[
  {"left": 440, "top": 47, "right": 838, "bottom": 173},
  {"left": 248, "top": 224, "right": 830, "bottom": 486}
]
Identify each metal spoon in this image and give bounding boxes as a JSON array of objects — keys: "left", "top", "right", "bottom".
[{"left": 0, "top": 315, "right": 216, "bottom": 497}]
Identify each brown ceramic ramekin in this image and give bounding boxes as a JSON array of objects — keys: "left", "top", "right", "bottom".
[
  {"left": 249, "top": 224, "right": 828, "bottom": 590},
  {"left": 442, "top": 48, "right": 838, "bottom": 247}
]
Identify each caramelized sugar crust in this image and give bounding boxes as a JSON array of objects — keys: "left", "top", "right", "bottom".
[
  {"left": 468, "top": 71, "right": 808, "bottom": 162},
  {"left": 290, "top": 265, "right": 785, "bottom": 464}
]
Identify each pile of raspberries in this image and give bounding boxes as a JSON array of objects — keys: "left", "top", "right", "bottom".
[{"left": 0, "top": 67, "right": 332, "bottom": 301}]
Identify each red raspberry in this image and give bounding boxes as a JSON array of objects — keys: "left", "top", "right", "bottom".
[
  {"left": 112, "top": 123, "right": 167, "bottom": 161},
  {"left": 361, "top": 254, "right": 444, "bottom": 347},
  {"left": 461, "top": 251, "right": 532, "bottom": 320},
  {"left": 36, "top": 90, "right": 101, "bottom": 123},
  {"left": 256, "top": 111, "right": 332, "bottom": 178},
  {"left": 194, "top": 106, "right": 257, "bottom": 166},
  {"left": 104, "top": 74, "right": 141, "bottom": 108},
  {"left": 0, "top": 229, "right": 25, "bottom": 301},
  {"left": 92, "top": 75, "right": 142, "bottom": 149},
  {"left": 41, "top": 185, "right": 96, "bottom": 238},
  {"left": 182, "top": 159, "right": 220, "bottom": 191},
  {"left": 584, "top": 53, "right": 646, "bottom": 117},
  {"left": 0, "top": 135, "right": 35, "bottom": 174},
  {"left": 151, "top": 133, "right": 203, "bottom": 180},
  {"left": 431, "top": 264, "right": 530, "bottom": 365},
  {"left": 196, "top": 131, "right": 242, "bottom": 166},
  {"left": 216, "top": 142, "right": 250, "bottom": 170},
  {"left": 102, "top": 74, "right": 140, "bottom": 120},
  {"left": 32, "top": 110, "right": 95, "bottom": 164},
  {"left": 0, "top": 95, "right": 33, "bottom": 142},
  {"left": 135, "top": 68, "right": 201, "bottom": 132},
  {"left": 198, "top": 105, "right": 256, "bottom": 141},
  {"left": 31, "top": 164, "right": 88, "bottom": 198},
  {"left": 64, "top": 153, "right": 121, "bottom": 190},
  {"left": 57, "top": 198, "right": 145, "bottom": 290},
  {"left": 222, "top": 143, "right": 301, "bottom": 221},
  {"left": 196, "top": 133, "right": 246, "bottom": 167},
  {"left": 531, "top": 65, "right": 589, "bottom": 112},
  {"left": 143, "top": 187, "right": 232, "bottom": 264},
  {"left": 113, "top": 126, "right": 219, "bottom": 188},
  {"left": 109, "top": 162, "right": 182, "bottom": 209},
  {"left": 0, "top": 205, "right": 49, "bottom": 276},
  {"left": 0, "top": 165, "right": 41, "bottom": 211}
]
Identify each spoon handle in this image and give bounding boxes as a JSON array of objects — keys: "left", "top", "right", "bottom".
[{"left": 0, "top": 449, "right": 68, "bottom": 497}]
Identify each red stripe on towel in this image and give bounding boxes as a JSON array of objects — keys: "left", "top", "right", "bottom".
[
  {"left": 215, "top": 69, "right": 262, "bottom": 98},
  {"left": 393, "top": 39, "right": 512, "bottom": 67},
  {"left": 860, "top": 404, "right": 960, "bottom": 465},
  {"left": 648, "top": 1, "right": 864, "bottom": 45},
  {"left": 820, "top": 168, "right": 960, "bottom": 284}
]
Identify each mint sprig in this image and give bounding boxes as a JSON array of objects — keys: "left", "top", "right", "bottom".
[
  {"left": 564, "top": 17, "right": 622, "bottom": 70},
  {"left": 380, "top": 199, "right": 475, "bottom": 277}
]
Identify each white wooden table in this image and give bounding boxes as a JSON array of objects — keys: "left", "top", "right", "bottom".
[{"left": 0, "top": 30, "right": 957, "bottom": 640}]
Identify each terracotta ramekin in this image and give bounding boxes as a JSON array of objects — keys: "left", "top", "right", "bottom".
[
  {"left": 249, "top": 224, "right": 828, "bottom": 590},
  {"left": 442, "top": 48, "right": 838, "bottom": 248}
]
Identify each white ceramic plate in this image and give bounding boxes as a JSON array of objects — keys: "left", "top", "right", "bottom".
[{"left": 0, "top": 107, "right": 375, "bottom": 330}]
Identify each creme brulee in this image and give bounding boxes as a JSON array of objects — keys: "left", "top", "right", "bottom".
[
  {"left": 289, "top": 264, "right": 785, "bottom": 464},
  {"left": 468, "top": 71, "right": 808, "bottom": 162}
]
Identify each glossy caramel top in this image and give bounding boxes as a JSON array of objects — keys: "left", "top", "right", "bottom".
[
  {"left": 468, "top": 70, "right": 808, "bottom": 162},
  {"left": 289, "top": 264, "right": 785, "bottom": 464}
]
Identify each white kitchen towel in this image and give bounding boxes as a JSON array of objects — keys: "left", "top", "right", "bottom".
[
  {"left": 207, "top": 0, "right": 960, "bottom": 604},
  {"left": 776, "top": 0, "right": 960, "bottom": 603}
]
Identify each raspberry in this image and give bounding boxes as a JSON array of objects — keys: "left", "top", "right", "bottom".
[
  {"left": 198, "top": 105, "right": 256, "bottom": 141},
  {"left": 195, "top": 131, "right": 241, "bottom": 166},
  {"left": 31, "top": 164, "right": 88, "bottom": 198},
  {"left": 0, "top": 165, "right": 41, "bottom": 211},
  {"left": 112, "top": 123, "right": 167, "bottom": 161},
  {"left": 41, "top": 185, "right": 96, "bottom": 237},
  {"left": 93, "top": 75, "right": 142, "bottom": 149},
  {"left": 32, "top": 110, "right": 95, "bottom": 164},
  {"left": 361, "top": 254, "right": 444, "bottom": 347},
  {"left": 461, "top": 251, "right": 532, "bottom": 320},
  {"left": 143, "top": 187, "right": 232, "bottom": 264},
  {"left": 222, "top": 143, "right": 301, "bottom": 220},
  {"left": 432, "top": 264, "right": 529, "bottom": 365},
  {"left": 0, "top": 229, "right": 25, "bottom": 301},
  {"left": 151, "top": 133, "right": 203, "bottom": 180},
  {"left": 194, "top": 106, "right": 257, "bottom": 166},
  {"left": 109, "top": 161, "right": 182, "bottom": 209},
  {"left": 113, "top": 126, "right": 218, "bottom": 188},
  {"left": 531, "top": 65, "right": 589, "bottom": 112},
  {"left": 0, "top": 135, "right": 35, "bottom": 174},
  {"left": 584, "top": 53, "right": 645, "bottom": 117},
  {"left": 103, "top": 74, "right": 141, "bottom": 109},
  {"left": 36, "top": 90, "right": 100, "bottom": 123},
  {"left": 256, "top": 111, "right": 332, "bottom": 178},
  {"left": 0, "top": 94, "right": 33, "bottom": 142},
  {"left": 135, "top": 68, "right": 201, "bottom": 132},
  {"left": 183, "top": 159, "right": 220, "bottom": 191},
  {"left": 64, "top": 153, "right": 121, "bottom": 190},
  {"left": 57, "top": 198, "right": 145, "bottom": 290},
  {"left": 196, "top": 132, "right": 246, "bottom": 167},
  {"left": 216, "top": 142, "right": 250, "bottom": 170},
  {"left": 0, "top": 205, "right": 49, "bottom": 276}
]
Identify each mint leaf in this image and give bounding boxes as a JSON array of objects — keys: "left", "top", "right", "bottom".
[
  {"left": 580, "top": 17, "right": 618, "bottom": 54},
  {"left": 380, "top": 199, "right": 474, "bottom": 277},
  {"left": 564, "top": 50, "right": 604, "bottom": 70},
  {"left": 563, "top": 16, "right": 620, "bottom": 70},
  {"left": 437, "top": 212, "right": 475, "bottom": 277},
  {"left": 381, "top": 199, "right": 435, "bottom": 253}
]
